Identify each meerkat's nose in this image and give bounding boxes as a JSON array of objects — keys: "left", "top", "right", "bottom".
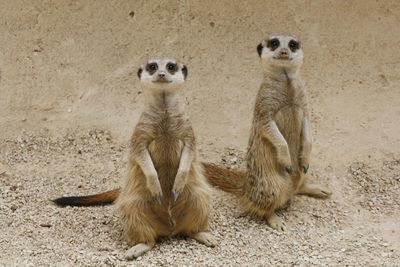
[
  {"left": 280, "top": 48, "right": 289, "bottom": 56},
  {"left": 158, "top": 72, "right": 166, "bottom": 78}
]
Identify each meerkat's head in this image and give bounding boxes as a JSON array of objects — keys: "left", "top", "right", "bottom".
[
  {"left": 137, "top": 58, "right": 188, "bottom": 94},
  {"left": 257, "top": 33, "right": 303, "bottom": 68}
]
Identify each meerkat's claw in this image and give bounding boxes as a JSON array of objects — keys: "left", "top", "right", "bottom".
[
  {"left": 147, "top": 177, "right": 163, "bottom": 200},
  {"left": 125, "top": 243, "right": 153, "bottom": 260},
  {"left": 319, "top": 189, "right": 332, "bottom": 199},
  {"left": 172, "top": 190, "right": 180, "bottom": 201},
  {"left": 285, "top": 166, "right": 293, "bottom": 175},
  {"left": 267, "top": 213, "right": 286, "bottom": 232},
  {"left": 302, "top": 164, "right": 309, "bottom": 174},
  {"left": 172, "top": 170, "right": 187, "bottom": 201},
  {"left": 192, "top": 232, "right": 217, "bottom": 247},
  {"left": 297, "top": 184, "right": 332, "bottom": 199}
]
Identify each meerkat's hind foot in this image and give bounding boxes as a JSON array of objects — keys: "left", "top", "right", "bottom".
[
  {"left": 267, "top": 213, "right": 286, "bottom": 232},
  {"left": 297, "top": 184, "right": 332, "bottom": 199},
  {"left": 125, "top": 243, "right": 154, "bottom": 260},
  {"left": 191, "top": 232, "right": 217, "bottom": 247}
]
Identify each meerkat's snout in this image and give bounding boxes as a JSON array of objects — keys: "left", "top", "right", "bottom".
[
  {"left": 258, "top": 34, "right": 304, "bottom": 67},
  {"left": 137, "top": 59, "right": 187, "bottom": 91},
  {"left": 278, "top": 48, "right": 289, "bottom": 59},
  {"left": 157, "top": 71, "right": 169, "bottom": 83}
]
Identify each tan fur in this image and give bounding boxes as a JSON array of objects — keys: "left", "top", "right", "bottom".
[{"left": 115, "top": 59, "right": 215, "bottom": 259}]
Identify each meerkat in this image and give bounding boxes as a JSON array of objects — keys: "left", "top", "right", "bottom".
[
  {"left": 194, "top": 33, "right": 331, "bottom": 231},
  {"left": 54, "top": 34, "right": 331, "bottom": 232},
  {"left": 237, "top": 33, "right": 331, "bottom": 230},
  {"left": 54, "top": 58, "right": 216, "bottom": 259}
]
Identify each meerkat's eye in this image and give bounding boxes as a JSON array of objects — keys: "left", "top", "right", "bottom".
[
  {"left": 267, "top": 38, "right": 280, "bottom": 51},
  {"left": 166, "top": 62, "right": 177, "bottom": 74},
  {"left": 289, "top": 40, "right": 300, "bottom": 52},
  {"left": 146, "top": 62, "right": 158, "bottom": 74}
]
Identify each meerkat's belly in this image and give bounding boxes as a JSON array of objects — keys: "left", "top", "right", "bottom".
[
  {"left": 148, "top": 137, "right": 183, "bottom": 177},
  {"left": 275, "top": 105, "right": 303, "bottom": 169}
]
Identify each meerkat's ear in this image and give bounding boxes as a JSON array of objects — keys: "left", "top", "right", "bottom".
[
  {"left": 182, "top": 65, "right": 188, "bottom": 80},
  {"left": 257, "top": 42, "right": 264, "bottom": 57},
  {"left": 137, "top": 67, "right": 143, "bottom": 79}
]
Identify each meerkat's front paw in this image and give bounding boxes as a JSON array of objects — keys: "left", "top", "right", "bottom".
[
  {"left": 146, "top": 174, "right": 163, "bottom": 203},
  {"left": 278, "top": 157, "right": 293, "bottom": 175},
  {"left": 276, "top": 145, "right": 293, "bottom": 175},
  {"left": 172, "top": 170, "right": 188, "bottom": 201},
  {"left": 267, "top": 213, "right": 286, "bottom": 232}
]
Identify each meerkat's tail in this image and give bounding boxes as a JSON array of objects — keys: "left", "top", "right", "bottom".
[
  {"left": 53, "top": 188, "right": 120, "bottom": 207},
  {"left": 202, "top": 162, "right": 246, "bottom": 196},
  {"left": 53, "top": 163, "right": 246, "bottom": 206}
]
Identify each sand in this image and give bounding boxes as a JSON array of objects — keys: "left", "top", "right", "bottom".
[{"left": 0, "top": 0, "right": 399, "bottom": 266}]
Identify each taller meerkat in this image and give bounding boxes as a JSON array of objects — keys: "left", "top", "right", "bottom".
[
  {"left": 202, "top": 34, "right": 331, "bottom": 231},
  {"left": 234, "top": 33, "right": 331, "bottom": 230}
]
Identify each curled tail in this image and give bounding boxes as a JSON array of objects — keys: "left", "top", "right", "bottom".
[
  {"left": 53, "top": 188, "right": 120, "bottom": 207},
  {"left": 202, "top": 162, "right": 247, "bottom": 197}
]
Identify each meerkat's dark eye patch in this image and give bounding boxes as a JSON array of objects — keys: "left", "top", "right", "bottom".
[
  {"left": 146, "top": 62, "right": 158, "bottom": 75},
  {"left": 289, "top": 40, "right": 300, "bottom": 52},
  {"left": 267, "top": 38, "right": 280, "bottom": 51},
  {"left": 137, "top": 68, "right": 143, "bottom": 78},
  {"left": 182, "top": 65, "right": 188, "bottom": 79},
  {"left": 166, "top": 62, "right": 178, "bottom": 74},
  {"left": 257, "top": 43, "right": 263, "bottom": 57}
]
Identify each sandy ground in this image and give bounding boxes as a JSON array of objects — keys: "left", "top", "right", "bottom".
[{"left": 1, "top": 0, "right": 400, "bottom": 266}]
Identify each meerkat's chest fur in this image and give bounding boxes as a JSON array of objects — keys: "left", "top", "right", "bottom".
[
  {"left": 267, "top": 78, "right": 306, "bottom": 112},
  {"left": 145, "top": 108, "right": 190, "bottom": 158},
  {"left": 153, "top": 110, "right": 187, "bottom": 139},
  {"left": 276, "top": 79, "right": 306, "bottom": 130},
  {"left": 143, "top": 95, "right": 189, "bottom": 141},
  {"left": 255, "top": 77, "right": 307, "bottom": 132}
]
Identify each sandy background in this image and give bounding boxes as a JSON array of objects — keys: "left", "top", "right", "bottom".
[{"left": 0, "top": 0, "right": 399, "bottom": 266}]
